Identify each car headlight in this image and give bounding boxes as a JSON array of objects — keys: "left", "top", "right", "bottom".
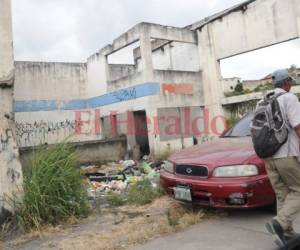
[
  {"left": 213, "top": 164, "right": 258, "bottom": 177},
  {"left": 162, "top": 161, "right": 174, "bottom": 173}
]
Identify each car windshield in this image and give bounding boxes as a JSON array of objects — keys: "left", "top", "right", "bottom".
[{"left": 223, "top": 113, "right": 254, "bottom": 137}]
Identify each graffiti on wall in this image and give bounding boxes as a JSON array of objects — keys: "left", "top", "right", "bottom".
[
  {"left": 7, "top": 168, "right": 21, "bottom": 183},
  {"left": 16, "top": 120, "right": 76, "bottom": 146},
  {"left": 15, "top": 82, "right": 160, "bottom": 113},
  {"left": 112, "top": 88, "right": 137, "bottom": 102},
  {"left": 0, "top": 126, "right": 23, "bottom": 184},
  {"left": 162, "top": 83, "right": 194, "bottom": 95},
  {"left": 0, "top": 129, "right": 13, "bottom": 152}
]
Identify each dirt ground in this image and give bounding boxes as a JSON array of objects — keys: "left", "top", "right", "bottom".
[{"left": 1, "top": 197, "right": 225, "bottom": 250}]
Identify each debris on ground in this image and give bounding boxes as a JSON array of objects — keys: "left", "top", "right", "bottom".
[
  {"left": 81, "top": 156, "right": 164, "bottom": 207},
  {"left": 2, "top": 156, "right": 227, "bottom": 250}
]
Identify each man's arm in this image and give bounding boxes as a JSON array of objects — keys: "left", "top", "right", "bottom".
[
  {"left": 286, "top": 94, "right": 300, "bottom": 139},
  {"left": 295, "top": 124, "right": 300, "bottom": 139}
]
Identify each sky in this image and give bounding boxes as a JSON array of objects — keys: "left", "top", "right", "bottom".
[{"left": 11, "top": 0, "right": 300, "bottom": 80}]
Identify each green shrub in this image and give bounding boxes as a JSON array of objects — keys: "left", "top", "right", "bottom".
[
  {"left": 224, "top": 82, "right": 273, "bottom": 97},
  {"left": 107, "top": 192, "right": 127, "bottom": 207},
  {"left": 127, "top": 179, "right": 164, "bottom": 206},
  {"left": 243, "top": 89, "right": 252, "bottom": 94},
  {"left": 15, "top": 143, "right": 88, "bottom": 229},
  {"left": 234, "top": 82, "right": 244, "bottom": 92},
  {"left": 253, "top": 82, "right": 273, "bottom": 92}
]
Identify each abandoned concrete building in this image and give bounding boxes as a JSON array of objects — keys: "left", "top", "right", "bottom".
[
  {"left": 2, "top": 0, "right": 300, "bottom": 165},
  {"left": 11, "top": 0, "right": 300, "bottom": 162},
  {"left": 1, "top": 0, "right": 300, "bottom": 220}
]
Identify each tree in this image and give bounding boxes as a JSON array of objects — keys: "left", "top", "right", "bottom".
[
  {"left": 234, "top": 82, "right": 244, "bottom": 93},
  {"left": 290, "top": 64, "right": 297, "bottom": 71}
]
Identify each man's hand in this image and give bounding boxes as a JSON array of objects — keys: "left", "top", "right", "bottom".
[{"left": 295, "top": 124, "right": 300, "bottom": 139}]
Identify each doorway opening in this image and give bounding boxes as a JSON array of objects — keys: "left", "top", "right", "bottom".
[{"left": 133, "top": 110, "right": 150, "bottom": 156}]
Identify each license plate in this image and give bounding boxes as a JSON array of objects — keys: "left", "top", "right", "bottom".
[{"left": 173, "top": 186, "right": 192, "bottom": 201}]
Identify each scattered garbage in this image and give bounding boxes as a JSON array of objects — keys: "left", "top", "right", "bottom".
[
  {"left": 141, "top": 161, "right": 152, "bottom": 174},
  {"left": 85, "top": 173, "right": 126, "bottom": 182},
  {"left": 122, "top": 160, "right": 136, "bottom": 168},
  {"left": 81, "top": 155, "right": 162, "bottom": 207}
]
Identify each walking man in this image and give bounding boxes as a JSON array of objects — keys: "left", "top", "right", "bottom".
[{"left": 264, "top": 69, "right": 300, "bottom": 247}]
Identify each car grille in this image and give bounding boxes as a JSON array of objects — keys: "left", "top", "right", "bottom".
[{"left": 175, "top": 165, "right": 208, "bottom": 178}]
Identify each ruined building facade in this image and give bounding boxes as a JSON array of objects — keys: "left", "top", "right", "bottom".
[
  {"left": 5, "top": 0, "right": 300, "bottom": 161},
  {"left": 1, "top": 0, "right": 300, "bottom": 221}
]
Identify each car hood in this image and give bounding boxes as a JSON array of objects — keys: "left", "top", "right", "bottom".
[{"left": 169, "top": 137, "right": 257, "bottom": 167}]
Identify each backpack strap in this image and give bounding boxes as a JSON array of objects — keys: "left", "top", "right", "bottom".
[
  {"left": 273, "top": 91, "right": 292, "bottom": 156},
  {"left": 274, "top": 92, "right": 287, "bottom": 99},
  {"left": 265, "top": 91, "right": 287, "bottom": 100}
]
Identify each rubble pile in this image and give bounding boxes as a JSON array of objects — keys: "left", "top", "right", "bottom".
[{"left": 81, "top": 157, "right": 163, "bottom": 205}]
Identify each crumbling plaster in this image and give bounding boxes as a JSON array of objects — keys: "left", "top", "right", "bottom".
[{"left": 0, "top": 0, "right": 23, "bottom": 223}]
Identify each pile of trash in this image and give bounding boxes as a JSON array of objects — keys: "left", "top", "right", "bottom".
[{"left": 81, "top": 157, "right": 164, "bottom": 205}]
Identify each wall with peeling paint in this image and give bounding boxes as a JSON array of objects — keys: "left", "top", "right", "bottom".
[
  {"left": 14, "top": 62, "right": 87, "bottom": 101},
  {"left": 135, "top": 42, "right": 200, "bottom": 72},
  {"left": 0, "top": 0, "right": 23, "bottom": 223}
]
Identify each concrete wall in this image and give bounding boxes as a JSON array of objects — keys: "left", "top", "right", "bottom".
[
  {"left": 194, "top": 0, "right": 300, "bottom": 60},
  {"left": 14, "top": 62, "right": 87, "bottom": 101},
  {"left": 13, "top": 61, "right": 94, "bottom": 149},
  {"left": 14, "top": 76, "right": 205, "bottom": 157},
  {"left": 0, "top": 0, "right": 23, "bottom": 223},
  {"left": 20, "top": 137, "right": 127, "bottom": 167},
  {"left": 108, "top": 64, "right": 137, "bottom": 82},
  {"left": 107, "top": 72, "right": 143, "bottom": 92},
  {"left": 157, "top": 106, "right": 204, "bottom": 141},
  {"left": 15, "top": 110, "right": 104, "bottom": 147},
  {"left": 86, "top": 52, "right": 108, "bottom": 97},
  {"left": 136, "top": 42, "right": 200, "bottom": 72},
  {"left": 0, "top": 0, "right": 14, "bottom": 87},
  {"left": 13, "top": 82, "right": 161, "bottom": 150}
]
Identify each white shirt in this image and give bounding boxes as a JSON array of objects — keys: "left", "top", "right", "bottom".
[{"left": 272, "top": 88, "right": 300, "bottom": 160}]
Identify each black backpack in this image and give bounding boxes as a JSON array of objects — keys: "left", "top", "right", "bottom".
[{"left": 250, "top": 92, "right": 289, "bottom": 159}]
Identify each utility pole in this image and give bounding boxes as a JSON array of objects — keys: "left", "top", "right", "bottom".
[{"left": 0, "top": 0, "right": 23, "bottom": 223}]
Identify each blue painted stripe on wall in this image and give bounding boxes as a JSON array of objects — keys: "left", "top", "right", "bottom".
[{"left": 14, "top": 82, "right": 161, "bottom": 112}]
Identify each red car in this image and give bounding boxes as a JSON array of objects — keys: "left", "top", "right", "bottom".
[{"left": 160, "top": 114, "right": 276, "bottom": 209}]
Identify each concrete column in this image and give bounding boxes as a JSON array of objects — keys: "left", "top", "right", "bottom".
[
  {"left": 293, "top": 0, "right": 300, "bottom": 36},
  {"left": 295, "top": 0, "right": 300, "bottom": 37},
  {"left": 197, "top": 27, "right": 226, "bottom": 136},
  {"left": 297, "top": 16, "right": 300, "bottom": 37},
  {"left": 139, "top": 26, "right": 154, "bottom": 82},
  {"left": 145, "top": 108, "right": 164, "bottom": 158},
  {"left": 0, "top": 0, "right": 23, "bottom": 223},
  {"left": 125, "top": 111, "right": 139, "bottom": 160},
  {"left": 87, "top": 51, "right": 109, "bottom": 97}
]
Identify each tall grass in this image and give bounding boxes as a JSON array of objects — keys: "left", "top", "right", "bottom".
[
  {"left": 127, "top": 179, "right": 164, "bottom": 206},
  {"left": 106, "top": 178, "right": 165, "bottom": 207},
  {"left": 15, "top": 143, "right": 88, "bottom": 230}
]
